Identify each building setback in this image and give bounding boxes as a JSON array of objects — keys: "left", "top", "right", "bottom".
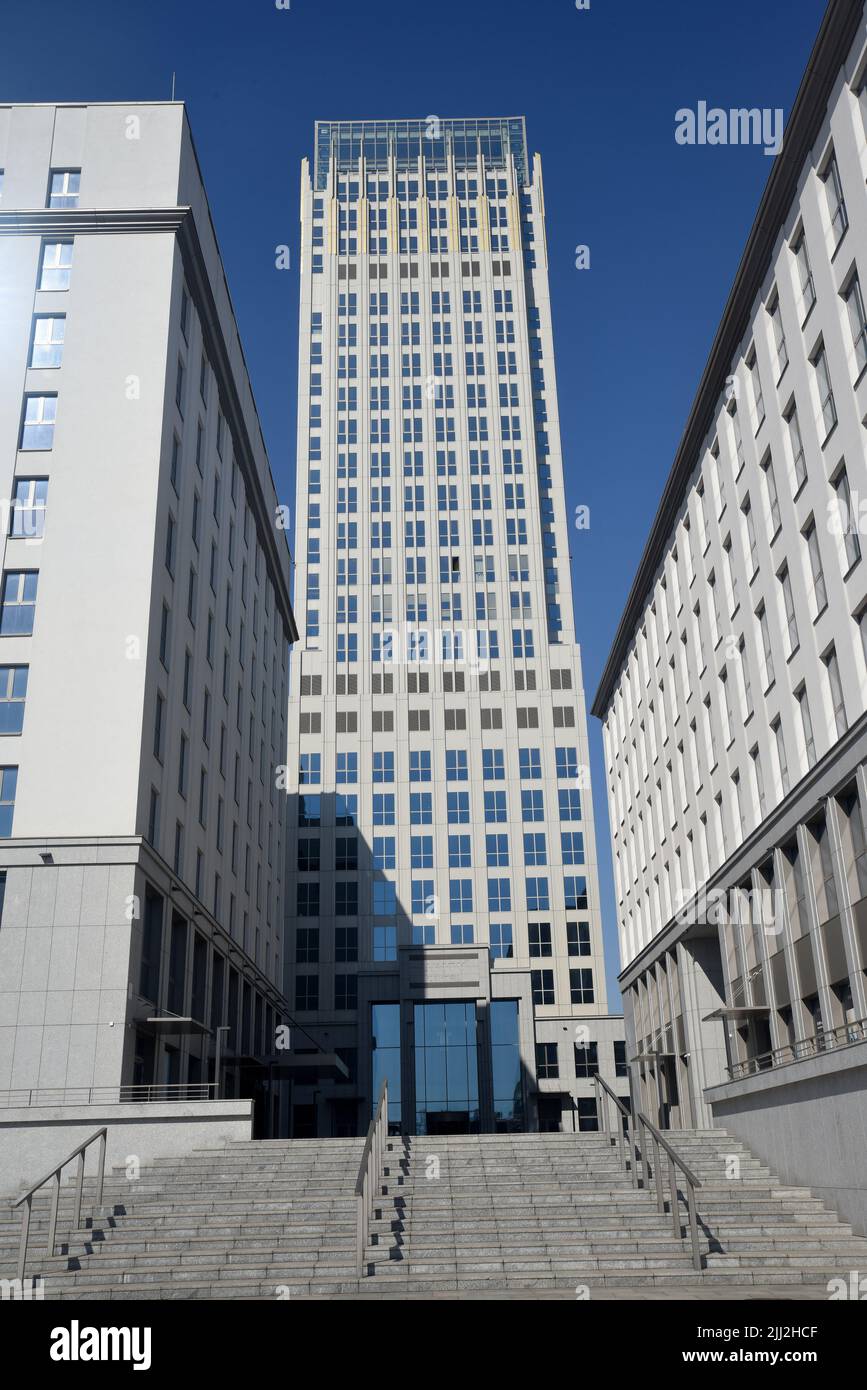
[
  {"left": 285, "top": 117, "right": 625, "bottom": 1138},
  {"left": 0, "top": 103, "right": 296, "bottom": 1123},
  {"left": 592, "top": 1, "right": 867, "bottom": 1231}
]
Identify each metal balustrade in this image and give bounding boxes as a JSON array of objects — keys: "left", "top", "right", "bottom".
[
  {"left": 728, "top": 1017, "right": 867, "bottom": 1080},
  {"left": 0, "top": 1082, "right": 220, "bottom": 1108},
  {"left": 13, "top": 1128, "right": 107, "bottom": 1282},
  {"left": 354, "top": 1080, "right": 389, "bottom": 1276},
  {"left": 593, "top": 1074, "right": 705, "bottom": 1270}
]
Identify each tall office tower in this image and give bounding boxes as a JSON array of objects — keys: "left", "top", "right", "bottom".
[
  {"left": 0, "top": 103, "right": 296, "bottom": 1118},
  {"left": 592, "top": 2, "right": 867, "bottom": 1228},
  {"left": 286, "top": 117, "right": 625, "bottom": 1140}
]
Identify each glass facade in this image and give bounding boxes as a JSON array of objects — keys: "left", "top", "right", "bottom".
[
  {"left": 372, "top": 1002, "right": 402, "bottom": 1131},
  {"left": 491, "top": 998, "right": 523, "bottom": 1130},
  {"left": 413, "top": 1001, "right": 479, "bottom": 1134},
  {"left": 314, "top": 117, "right": 528, "bottom": 189}
]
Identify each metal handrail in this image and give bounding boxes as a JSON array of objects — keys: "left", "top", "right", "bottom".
[
  {"left": 0, "top": 1082, "right": 220, "bottom": 1108},
  {"left": 592, "top": 1073, "right": 637, "bottom": 1187},
  {"left": 12, "top": 1127, "right": 108, "bottom": 1282},
  {"left": 354, "top": 1081, "right": 389, "bottom": 1276},
  {"left": 635, "top": 1111, "right": 703, "bottom": 1270},
  {"left": 728, "top": 1017, "right": 867, "bottom": 1080},
  {"left": 592, "top": 1076, "right": 704, "bottom": 1270}
]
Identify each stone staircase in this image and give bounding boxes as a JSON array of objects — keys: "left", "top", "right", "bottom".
[{"left": 2, "top": 1127, "right": 865, "bottom": 1298}]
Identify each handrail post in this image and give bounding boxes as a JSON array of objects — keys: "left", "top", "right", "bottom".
[
  {"left": 17, "top": 1195, "right": 31, "bottom": 1284},
  {"left": 96, "top": 1129, "right": 107, "bottom": 1210},
  {"left": 47, "top": 1170, "right": 61, "bottom": 1260},
  {"left": 686, "top": 1179, "right": 702, "bottom": 1270},
  {"left": 73, "top": 1149, "right": 85, "bottom": 1232},
  {"left": 653, "top": 1134, "right": 665, "bottom": 1213},
  {"left": 636, "top": 1117, "right": 649, "bottom": 1190},
  {"left": 667, "top": 1155, "right": 680, "bottom": 1239},
  {"left": 625, "top": 1110, "right": 638, "bottom": 1187}
]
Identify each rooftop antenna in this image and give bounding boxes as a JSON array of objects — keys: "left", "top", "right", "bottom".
[{"left": 171, "top": 72, "right": 176, "bottom": 101}]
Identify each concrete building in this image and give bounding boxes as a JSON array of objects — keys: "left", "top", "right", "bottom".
[
  {"left": 285, "top": 117, "right": 625, "bottom": 1138},
  {"left": 592, "top": 1, "right": 867, "bottom": 1231},
  {"left": 0, "top": 102, "right": 297, "bottom": 1133}
]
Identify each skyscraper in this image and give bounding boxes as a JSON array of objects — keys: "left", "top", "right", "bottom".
[{"left": 286, "top": 117, "right": 624, "bottom": 1138}]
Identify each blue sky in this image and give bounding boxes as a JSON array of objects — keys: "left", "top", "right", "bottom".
[{"left": 3, "top": 0, "right": 828, "bottom": 1004}]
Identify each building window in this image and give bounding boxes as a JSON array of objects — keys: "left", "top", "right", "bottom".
[
  {"left": 803, "top": 519, "right": 827, "bottom": 616},
  {"left": 10, "top": 479, "right": 48, "bottom": 539},
  {"left": 574, "top": 1041, "right": 599, "bottom": 1078},
  {"left": 772, "top": 717, "right": 790, "bottom": 797},
  {"left": 576, "top": 1098, "right": 598, "bottom": 1131},
  {"left": 20, "top": 395, "right": 57, "bottom": 450},
  {"left": 784, "top": 404, "right": 806, "bottom": 491},
  {"left": 47, "top": 169, "right": 80, "bottom": 208},
  {"left": 843, "top": 273, "right": 867, "bottom": 377},
  {"left": 489, "top": 922, "right": 513, "bottom": 959},
  {"left": 811, "top": 345, "right": 837, "bottom": 438},
  {"left": 793, "top": 232, "right": 815, "bottom": 317},
  {"left": 778, "top": 564, "right": 799, "bottom": 655},
  {"left": 450, "top": 922, "right": 474, "bottom": 944},
  {"left": 0, "top": 766, "right": 18, "bottom": 835},
  {"left": 833, "top": 466, "right": 861, "bottom": 571},
  {"left": 29, "top": 315, "right": 66, "bottom": 368},
  {"left": 570, "top": 968, "right": 594, "bottom": 1004},
  {"left": 0, "top": 667, "right": 28, "bottom": 735},
  {"left": 567, "top": 921, "right": 590, "bottom": 956},
  {"left": 335, "top": 926, "right": 358, "bottom": 962},
  {"left": 335, "top": 974, "right": 358, "bottom": 1010},
  {"left": 39, "top": 241, "right": 73, "bottom": 290},
  {"left": 614, "top": 1040, "right": 628, "bottom": 1078},
  {"left": 797, "top": 685, "right": 817, "bottom": 768},
  {"left": 536, "top": 1042, "right": 559, "bottom": 1079},
  {"left": 531, "top": 969, "right": 555, "bottom": 1005},
  {"left": 0, "top": 572, "right": 38, "bottom": 636},
  {"left": 823, "top": 646, "right": 847, "bottom": 739},
  {"left": 295, "top": 975, "right": 319, "bottom": 1011},
  {"left": 768, "top": 293, "right": 788, "bottom": 377},
  {"left": 823, "top": 155, "right": 848, "bottom": 246}
]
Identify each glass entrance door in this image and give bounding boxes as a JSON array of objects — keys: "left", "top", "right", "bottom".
[{"left": 414, "top": 1001, "right": 480, "bottom": 1134}]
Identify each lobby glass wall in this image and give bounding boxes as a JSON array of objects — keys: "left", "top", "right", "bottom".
[
  {"left": 491, "top": 999, "right": 524, "bottom": 1131},
  {"left": 372, "top": 1003, "right": 402, "bottom": 1132},
  {"left": 414, "top": 1002, "right": 480, "bottom": 1134}
]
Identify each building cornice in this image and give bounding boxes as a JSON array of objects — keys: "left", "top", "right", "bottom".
[
  {"left": 0, "top": 205, "right": 299, "bottom": 642},
  {"left": 591, "top": 0, "right": 865, "bottom": 720}
]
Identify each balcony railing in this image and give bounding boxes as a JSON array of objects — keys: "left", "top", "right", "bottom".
[
  {"left": 728, "top": 1017, "right": 867, "bottom": 1081},
  {"left": 0, "top": 1083, "right": 220, "bottom": 1108}
]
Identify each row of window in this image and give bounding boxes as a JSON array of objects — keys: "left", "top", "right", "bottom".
[
  {"left": 296, "top": 788, "right": 583, "bottom": 826},
  {"left": 537, "top": 1039, "right": 628, "bottom": 1080},
  {"left": 299, "top": 667, "right": 571, "bottom": 699},
  {"left": 294, "top": 966, "right": 594, "bottom": 1011},
  {"left": 295, "top": 874, "right": 589, "bottom": 917},
  {"left": 297, "top": 830, "right": 586, "bottom": 871},
  {"left": 294, "top": 919, "right": 592, "bottom": 962},
  {"left": 299, "top": 746, "right": 581, "bottom": 781}
]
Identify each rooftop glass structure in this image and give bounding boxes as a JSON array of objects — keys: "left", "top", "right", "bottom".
[{"left": 313, "top": 117, "right": 528, "bottom": 189}]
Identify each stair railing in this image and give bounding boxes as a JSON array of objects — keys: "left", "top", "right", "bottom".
[
  {"left": 12, "top": 1127, "right": 107, "bottom": 1282},
  {"left": 592, "top": 1077, "right": 704, "bottom": 1270},
  {"left": 354, "top": 1081, "right": 388, "bottom": 1275},
  {"left": 635, "top": 1111, "right": 703, "bottom": 1270},
  {"left": 592, "top": 1073, "right": 638, "bottom": 1187}
]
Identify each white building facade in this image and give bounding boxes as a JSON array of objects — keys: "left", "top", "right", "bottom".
[
  {"left": 593, "top": 2, "right": 867, "bottom": 1230},
  {"left": 285, "top": 118, "right": 625, "bottom": 1138},
  {"left": 0, "top": 103, "right": 296, "bottom": 1124}
]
